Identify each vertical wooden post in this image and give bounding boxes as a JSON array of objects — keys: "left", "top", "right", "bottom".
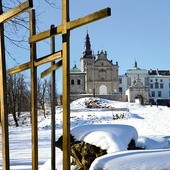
[
  {"left": 0, "top": 2, "right": 10, "bottom": 170},
  {"left": 62, "top": 0, "right": 70, "bottom": 169},
  {"left": 50, "top": 24, "right": 56, "bottom": 170},
  {"left": 29, "top": 9, "right": 38, "bottom": 170}
]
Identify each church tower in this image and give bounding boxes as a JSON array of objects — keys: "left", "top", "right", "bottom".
[
  {"left": 79, "top": 31, "right": 119, "bottom": 97},
  {"left": 80, "top": 31, "right": 94, "bottom": 92},
  {"left": 80, "top": 31, "right": 93, "bottom": 71}
]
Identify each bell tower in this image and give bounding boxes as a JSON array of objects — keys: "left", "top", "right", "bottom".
[
  {"left": 80, "top": 31, "right": 93, "bottom": 71},
  {"left": 80, "top": 31, "right": 94, "bottom": 92}
]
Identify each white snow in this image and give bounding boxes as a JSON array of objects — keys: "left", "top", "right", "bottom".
[
  {"left": 90, "top": 149, "right": 170, "bottom": 170},
  {"left": 71, "top": 124, "right": 138, "bottom": 153},
  {"left": 1, "top": 97, "right": 170, "bottom": 170}
]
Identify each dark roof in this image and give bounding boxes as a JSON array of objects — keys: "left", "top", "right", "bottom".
[
  {"left": 82, "top": 31, "right": 93, "bottom": 58},
  {"left": 70, "top": 64, "right": 83, "bottom": 74},
  {"left": 148, "top": 70, "right": 170, "bottom": 76}
]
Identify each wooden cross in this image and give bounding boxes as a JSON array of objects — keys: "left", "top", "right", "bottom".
[
  {"left": 7, "top": 1, "right": 111, "bottom": 170},
  {"left": 9, "top": 51, "right": 62, "bottom": 74},
  {"left": 28, "top": 1, "right": 111, "bottom": 170},
  {"left": 0, "top": 1, "right": 33, "bottom": 169},
  {"left": 9, "top": 13, "right": 62, "bottom": 170}
]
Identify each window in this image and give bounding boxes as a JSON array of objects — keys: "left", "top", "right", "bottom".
[
  {"left": 71, "top": 79, "right": 74, "bottom": 85},
  {"left": 158, "top": 91, "right": 162, "bottom": 97},
  {"left": 160, "top": 79, "right": 163, "bottom": 82},
  {"left": 150, "top": 84, "right": 153, "bottom": 89},
  {"left": 119, "top": 78, "right": 122, "bottom": 84},
  {"left": 155, "top": 82, "right": 159, "bottom": 89},
  {"left": 169, "top": 83, "right": 170, "bottom": 88},
  {"left": 151, "top": 91, "right": 155, "bottom": 97},
  {"left": 119, "top": 87, "right": 122, "bottom": 94},
  {"left": 160, "top": 84, "right": 164, "bottom": 89},
  {"left": 77, "top": 79, "right": 81, "bottom": 85},
  {"left": 150, "top": 79, "right": 153, "bottom": 82}
]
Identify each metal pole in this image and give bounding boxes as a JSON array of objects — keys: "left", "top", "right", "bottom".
[
  {"left": 93, "top": 53, "right": 95, "bottom": 97},
  {"left": 50, "top": 24, "right": 56, "bottom": 170}
]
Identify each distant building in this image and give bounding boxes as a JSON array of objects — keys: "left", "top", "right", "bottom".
[
  {"left": 70, "top": 32, "right": 120, "bottom": 101},
  {"left": 70, "top": 32, "right": 170, "bottom": 105},
  {"left": 70, "top": 64, "right": 85, "bottom": 94},
  {"left": 119, "top": 60, "right": 149, "bottom": 104},
  {"left": 119, "top": 61, "right": 170, "bottom": 105},
  {"left": 148, "top": 69, "right": 170, "bottom": 105}
]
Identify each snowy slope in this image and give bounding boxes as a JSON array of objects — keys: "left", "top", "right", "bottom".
[{"left": 1, "top": 97, "right": 170, "bottom": 169}]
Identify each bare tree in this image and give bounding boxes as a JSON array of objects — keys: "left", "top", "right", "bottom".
[
  {"left": 2, "top": 0, "right": 60, "bottom": 64},
  {"left": 16, "top": 74, "right": 30, "bottom": 116},
  {"left": 6, "top": 72, "right": 30, "bottom": 127},
  {"left": 0, "top": 1, "right": 60, "bottom": 125},
  {"left": 37, "top": 78, "right": 50, "bottom": 118},
  {"left": 7, "top": 73, "right": 19, "bottom": 127}
]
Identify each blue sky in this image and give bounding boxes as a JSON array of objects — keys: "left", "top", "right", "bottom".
[
  {"left": 5, "top": 0, "right": 170, "bottom": 93},
  {"left": 72, "top": 0, "right": 170, "bottom": 74}
]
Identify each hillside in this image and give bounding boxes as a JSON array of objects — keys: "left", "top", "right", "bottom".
[{"left": 1, "top": 97, "right": 170, "bottom": 169}]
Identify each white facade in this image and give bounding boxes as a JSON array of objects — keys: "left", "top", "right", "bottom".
[
  {"left": 119, "top": 61, "right": 149, "bottom": 95},
  {"left": 149, "top": 70, "right": 170, "bottom": 100},
  {"left": 119, "top": 61, "right": 170, "bottom": 103}
]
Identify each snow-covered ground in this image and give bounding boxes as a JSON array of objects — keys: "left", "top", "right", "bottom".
[{"left": 1, "top": 97, "right": 170, "bottom": 170}]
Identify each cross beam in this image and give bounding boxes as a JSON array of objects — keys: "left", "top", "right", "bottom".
[
  {"left": 0, "top": 1, "right": 33, "bottom": 169},
  {"left": 41, "top": 59, "right": 62, "bottom": 78},
  {"left": 29, "top": 7, "right": 111, "bottom": 44},
  {"left": 0, "top": 0, "right": 33, "bottom": 23},
  {"left": 9, "top": 50, "right": 62, "bottom": 74}
]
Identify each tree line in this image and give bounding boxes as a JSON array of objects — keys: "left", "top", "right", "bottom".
[
  {"left": 0, "top": 1, "right": 59, "bottom": 127},
  {"left": 0, "top": 72, "right": 54, "bottom": 127}
]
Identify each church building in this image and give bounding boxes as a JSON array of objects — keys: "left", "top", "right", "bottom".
[{"left": 70, "top": 32, "right": 120, "bottom": 100}]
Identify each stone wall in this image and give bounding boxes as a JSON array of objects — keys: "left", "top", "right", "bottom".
[{"left": 70, "top": 93, "right": 123, "bottom": 102}]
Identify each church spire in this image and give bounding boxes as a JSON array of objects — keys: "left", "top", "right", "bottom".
[{"left": 82, "top": 30, "right": 92, "bottom": 58}]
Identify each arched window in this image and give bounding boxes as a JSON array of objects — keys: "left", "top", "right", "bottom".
[
  {"left": 77, "top": 79, "right": 81, "bottom": 85},
  {"left": 71, "top": 79, "right": 74, "bottom": 85}
]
